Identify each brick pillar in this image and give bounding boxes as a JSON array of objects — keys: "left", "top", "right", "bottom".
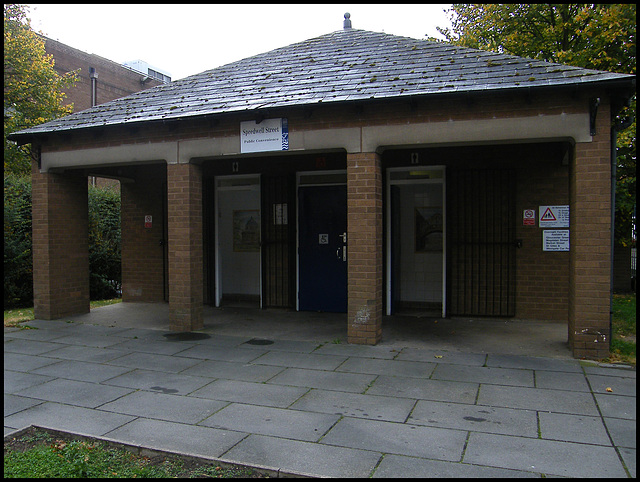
[
  {"left": 31, "top": 160, "right": 90, "bottom": 319},
  {"left": 167, "top": 163, "right": 203, "bottom": 331},
  {"left": 569, "top": 100, "right": 611, "bottom": 359},
  {"left": 347, "top": 152, "right": 383, "bottom": 344}
]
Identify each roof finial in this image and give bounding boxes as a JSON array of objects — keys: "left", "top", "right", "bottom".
[{"left": 343, "top": 12, "right": 352, "bottom": 29}]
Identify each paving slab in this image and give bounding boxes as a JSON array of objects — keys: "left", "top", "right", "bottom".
[
  {"left": 593, "top": 393, "right": 636, "bottom": 420},
  {"left": 109, "top": 338, "right": 198, "bottom": 356},
  {"left": 180, "top": 359, "right": 285, "bottom": 382},
  {"left": 431, "top": 364, "right": 534, "bottom": 387},
  {"left": 583, "top": 364, "right": 636, "bottom": 378},
  {"left": 3, "top": 402, "right": 135, "bottom": 437},
  {"left": 408, "top": 399, "right": 538, "bottom": 437},
  {"left": 321, "top": 417, "right": 467, "bottom": 461},
  {"left": 538, "top": 411, "right": 611, "bottom": 444},
  {"left": 105, "top": 417, "right": 248, "bottom": 459},
  {"left": 4, "top": 352, "right": 59, "bottom": 372},
  {"left": 366, "top": 375, "right": 478, "bottom": 403},
  {"left": 189, "top": 379, "right": 308, "bottom": 407},
  {"left": 251, "top": 350, "right": 347, "bottom": 370},
  {"left": 4, "top": 370, "right": 56, "bottom": 393},
  {"left": 222, "top": 433, "right": 382, "bottom": 478},
  {"left": 313, "top": 342, "right": 399, "bottom": 359},
  {"left": 372, "top": 454, "right": 540, "bottom": 478},
  {"left": 267, "top": 367, "right": 377, "bottom": 393},
  {"left": 37, "top": 344, "right": 134, "bottom": 363},
  {"left": 619, "top": 447, "right": 636, "bottom": 478},
  {"left": 290, "top": 388, "right": 415, "bottom": 422},
  {"left": 44, "top": 333, "right": 129, "bottom": 348},
  {"left": 239, "top": 338, "right": 321, "bottom": 353},
  {"left": 586, "top": 373, "right": 637, "bottom": 396},
  {"left": 477, "top": 384, "right": 600, "bottom": 415},
  {"left": 107, "top": 351, "right": 203, "bottom": 373},
  {"left": 4, "top": 338, "right": 63, "bottom": 355},
  {"left": 464, "top": 432, "right": 628, "bottom": 478},
  {"left": 534, "top": 370, "right": 591, "bottom": 391},
  {"left": 335, "top": 356, "right": 436, "bottom": 378},
  {"left": 396, "top": 348, "right": 486, "bottom": 366},
  {"left": 603, "top": 416, "right": 637, "bottom": 448},
  {"left": 486, "top": 353, "right": 582, "bottom": 372},
  {"left": 14, "top": 378, "right": 134, "bottom": 408},
  {"left": 4, "top": 394, "right": 42, "bottom": 418},
  {"left": 103, "top": 368, "right": 213, "bottom": 395},
  {"left": 31, "top": 359, "right": 133, "bottom": 383},
  {"left": 200, "top": 402, "right": 339, "bottom": 442},
  {"left": 176, "top": 344, "right": 267, "bottom": 362},
  {"left": 98, "top": 390, "right": 228, "bottom": 424}
]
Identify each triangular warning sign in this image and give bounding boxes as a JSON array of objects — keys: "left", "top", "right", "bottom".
[{"left": 541, "top": 207, "right": 556, "bottom": 221}]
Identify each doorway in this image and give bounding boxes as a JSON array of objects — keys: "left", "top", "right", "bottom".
[
  {"left": 214, "top": 175, "right": 261, "bottom": 307},
  {"left": 386, "top": 167, "right": 446, "bottom": 317},
  {"left": 297, "top": 172, "right": 347, "bottom": 312}
]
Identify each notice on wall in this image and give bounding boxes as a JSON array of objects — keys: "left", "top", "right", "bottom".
[
  {"left": 539, "top": 205, "right": 569, "bottom": 228},
  {"left": 523, "top": 209, "right": 536, "bottom": 226},
  {"left": 240, "top": 118, "right": 289, "bottom": 153},
  {"left": 543, "top": 229, "right": 570, "bottom": 251}
]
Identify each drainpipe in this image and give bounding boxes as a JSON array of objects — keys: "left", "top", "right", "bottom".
[{"left": 89, "top": 67, "right": 98, "bottom": 187}]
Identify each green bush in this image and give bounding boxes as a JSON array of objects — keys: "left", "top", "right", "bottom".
[
  {"left": 3, "top": 174, "right": 33, "bottom": 308},
  {"left": 3, "top": 176, "right": 122, "bottom": 308},
  {"left": 88, "top": 184, "right": 121, "bottom": 300}
]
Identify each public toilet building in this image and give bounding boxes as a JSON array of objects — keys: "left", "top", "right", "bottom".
[{"left": 10, "top": 19, "right": 635, "bottom": 359}]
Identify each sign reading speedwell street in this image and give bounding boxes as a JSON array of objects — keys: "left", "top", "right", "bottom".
[{"left": 240, "top": 118, "right": 289, "bottom": 153}]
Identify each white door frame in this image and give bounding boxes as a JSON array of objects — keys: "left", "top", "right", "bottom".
[
  {"left": 214, "top": 174, "right": 261, "bottom": 307},
  {"left": 385, "top": 166, "right": 446, "bottom": 317}
]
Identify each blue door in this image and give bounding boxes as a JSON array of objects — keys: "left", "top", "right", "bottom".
[{"left": 298, "top": 185, "right": 347, "bottom": 312}]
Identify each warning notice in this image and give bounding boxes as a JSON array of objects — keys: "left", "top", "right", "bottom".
[
  {"left": 543, "top": 230, "right": 570, "bottom": 251},
  {"left": 539, "top": 205, "right": 569, "bottom": 228}
]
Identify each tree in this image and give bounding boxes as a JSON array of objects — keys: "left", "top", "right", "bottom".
[
  {"left": 4, "top": 4, "right": 77, "bottom": 176},
  {"left": 437, "top": 4, "right": 636, "bottom": 246}
]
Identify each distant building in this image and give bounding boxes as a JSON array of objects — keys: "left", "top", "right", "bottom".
[{"left": 41, "top": 34, "right": 170, "bottom": 187}]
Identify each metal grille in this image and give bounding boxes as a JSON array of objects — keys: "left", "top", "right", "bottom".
[
  {"left": 448, "top": 169, "right": 516, "bottom": 316},
  {"left": 261, "top": 175, "right": 295, "bottom": 308}
]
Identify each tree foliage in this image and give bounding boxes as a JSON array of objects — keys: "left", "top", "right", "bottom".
[
  {"left": 438, "top": 4, "right": 636, "bottom": 246},
  {"left": 4, "top": 4, "right": 77, "bottom": 176}
]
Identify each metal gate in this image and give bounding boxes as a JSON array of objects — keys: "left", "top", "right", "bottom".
[
  {"left": 261, "top": 174, "right": 296, "bottom": 308},
  {"left": 448, "top": 168, "right": 517, "bottom": 316}
]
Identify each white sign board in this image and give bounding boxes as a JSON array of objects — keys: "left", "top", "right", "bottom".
[
  {"left": 539, "top": 205, "right": 569, "bottom": 228},
  {"left": 240, "top": 118, "right": 289, "bottom": 153},
  {"left": 543, "top": 230, "right": 570, "bottom": 251}
]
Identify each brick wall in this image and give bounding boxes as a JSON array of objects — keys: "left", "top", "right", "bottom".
[
  {"left": 347, "top": 152, "right": 383, "bottom": 344},
  {"left": 121, "top": 164, "right": 166, "bottom": 302},
  {"left": 42, "top": 35, "right": 163, "bottom": 114},
  {"left": 31, "top": 159, "right": 90, "bottom": 319},
  {"left": 569, "top": 100, "right": 612, "bottom": 359}
]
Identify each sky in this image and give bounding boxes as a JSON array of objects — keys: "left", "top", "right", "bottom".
[{"left": 26, "top": 4, "right": 453, "bottom": 81}]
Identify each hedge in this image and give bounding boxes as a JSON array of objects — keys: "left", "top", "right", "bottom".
[{"left": 4, "top": 175, "right": 121, "bottom": 308}]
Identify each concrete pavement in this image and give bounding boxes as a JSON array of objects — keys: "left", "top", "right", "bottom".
[{"left": 4, "top": 303, "right": 636, "bottom": 477}]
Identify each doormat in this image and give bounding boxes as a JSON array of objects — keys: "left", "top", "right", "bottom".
[
  {"left": 163, "top": 332, "right": 211, "bottom": 341},
  {"left": 244, "top": 338, "right": 274, "bottom": 345}
]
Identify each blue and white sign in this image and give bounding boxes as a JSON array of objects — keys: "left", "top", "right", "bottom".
[{"left": 240, "top": 118, "right": 289, "bottom": 153}]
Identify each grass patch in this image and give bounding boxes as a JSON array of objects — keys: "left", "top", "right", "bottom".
[
  {"left": 4, "top": 299, "right": 121, "bottom": 328},
  {"left": 4, "top": 427, "right": 266, "bottom": 478},
  {"left": 608, "top": 293, "right": 636, "bottom": 365}
]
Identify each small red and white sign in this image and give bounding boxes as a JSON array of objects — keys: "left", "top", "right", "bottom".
[
  {"left": 523, "top": 209, "right": 536, "bottom": 226},
  {"left": 144, "top": 215, "right": 152, "bottom": 228}
]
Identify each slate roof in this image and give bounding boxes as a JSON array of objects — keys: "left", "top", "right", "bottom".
[{"left": 9, "top": 28, "right": 635, "bottom": 141}]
